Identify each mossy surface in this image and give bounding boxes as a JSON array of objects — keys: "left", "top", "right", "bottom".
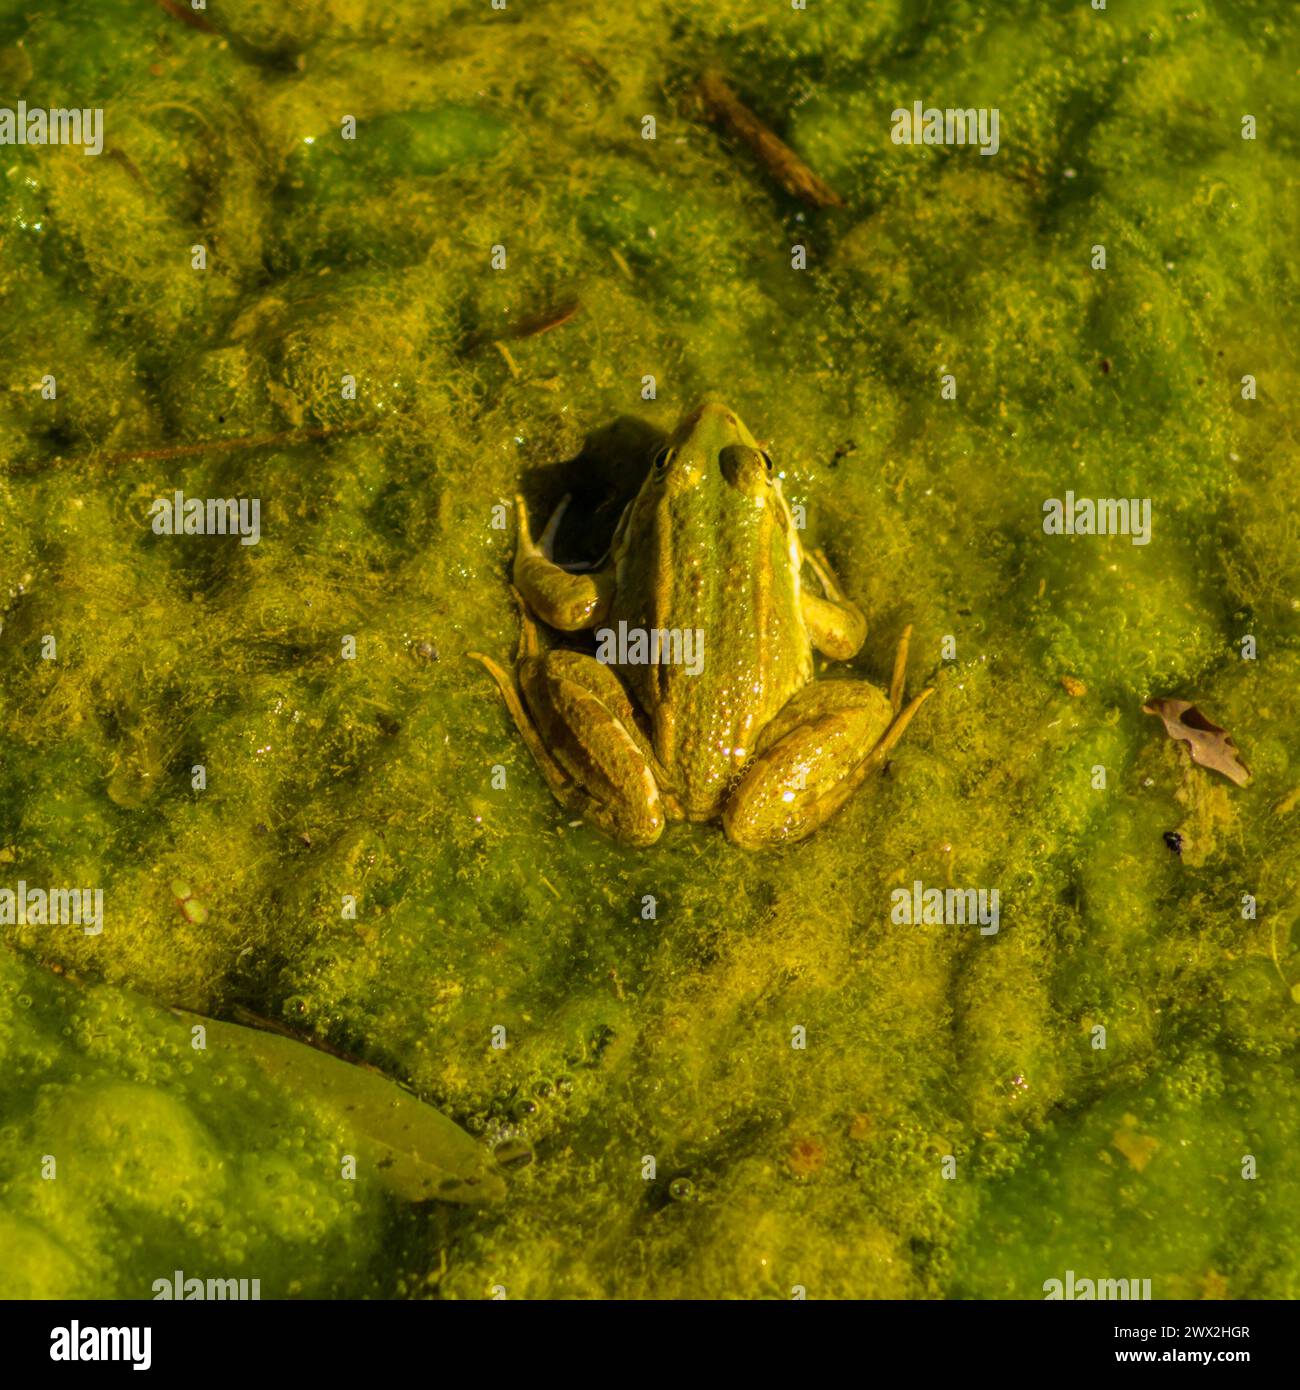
[{"left": 1, "top": 0, "right": 1298, "bottom": 1299}]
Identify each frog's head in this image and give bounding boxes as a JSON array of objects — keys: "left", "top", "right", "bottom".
[{"left": 654, "top": 402, "right": 779, "bottom": 502}]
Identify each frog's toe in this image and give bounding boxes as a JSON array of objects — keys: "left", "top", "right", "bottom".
[{"left": 586, "top": 795, "right": 665, "bottom": 848}]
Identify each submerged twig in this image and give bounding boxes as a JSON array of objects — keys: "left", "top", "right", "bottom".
[
  {"left": 695, "top": 71, "right": 844, "bottom": 209},
  {"left": 95, "top": 423, "right": 364, "bottom": 468},
  {"left": 155, "top": 0, "right": 218, "bottom": 33},
  {"left": 464, "top": 299, "right": 583, "bottom": 355}
]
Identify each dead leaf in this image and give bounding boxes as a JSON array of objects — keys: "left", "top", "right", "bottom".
[
  {"left": 177, "top": 1010, "right": 507, "bottom": 1204},
  {"left": 1143, "top": 698, "right": 1250, "bottom": 786}
]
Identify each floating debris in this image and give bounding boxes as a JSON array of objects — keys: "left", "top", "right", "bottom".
[
  {"left": 1143, "top": 698, "right": 1250, "bottom": 786},
  {"left": 464, "top": 299, "right": 583, "bottom": 355},
  {"left": 695, "top": 71, "right": 844, "bottom": 209},
  {"left": 493, "top": 340, "right": 521, "bottom": 378},
  {"left": 156, "top": 0, "right": 218, "bottom": 33},
  {"left": 505, "top": 299, "right": 582, "bottom": 341},
  {"left": 788, "top": 1136, "right": 826, "bottom": 1178},
  {"left": 1061, "top": 674, "right": 1087, "bottom": 697},
  {"left": 1162, "top": 830, "right": 1184, "bottom": 856},
  {"left": 170, "top": 878, "right": 209, "bottom": 926},
  {"left": 1112, "top": 1115, "right": 1159, "bottom": 1172}
]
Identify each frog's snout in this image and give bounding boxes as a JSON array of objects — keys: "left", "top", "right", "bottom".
[
  {"left": 683, "top": 400, "right": 738, "bottom": 430},
  {"left": 675, "top": 400, "right": 747, "bottom": 449}
]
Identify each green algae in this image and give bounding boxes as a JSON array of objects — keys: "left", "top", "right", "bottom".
[{"left": 2, "top": 0, "right": 1299, "bottom": 1299}]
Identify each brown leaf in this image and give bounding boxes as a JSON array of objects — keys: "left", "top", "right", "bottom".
[{"left": 1143, "top": 698, "right": 1250, "bottom": 786}]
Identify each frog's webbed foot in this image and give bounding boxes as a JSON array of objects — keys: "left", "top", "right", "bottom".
[
  {"left": 801, "top": 547, "right": 867, "bottom": 661},
  {"left": 469, "top": 645, "right": 667, "bottom": 847},
  {"left": 722, "top": 626, "right": 933, "bottom": 850},
  {"left": 512, "top": 494, "right": 615, "bottom": 631}
]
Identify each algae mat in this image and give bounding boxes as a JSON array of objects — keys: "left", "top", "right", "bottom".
[{"left": 1, "top": 0, "right": 1299, "bottom": 1300}]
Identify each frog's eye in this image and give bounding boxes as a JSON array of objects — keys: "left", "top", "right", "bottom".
[
  {"left": 761, "top": 451, "right": 775, "bottom": 476},
  {"left": 653, "top": 447, "right": 673, "bottom": 475}
]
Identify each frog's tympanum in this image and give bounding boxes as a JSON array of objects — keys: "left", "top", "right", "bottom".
[{"left": 472, "top": 403, "right": 933, "bottom": 849}]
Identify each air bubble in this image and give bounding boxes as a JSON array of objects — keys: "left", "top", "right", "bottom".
[{"left": 492, "top": 1137, "right": 533, "bottom": 1172}]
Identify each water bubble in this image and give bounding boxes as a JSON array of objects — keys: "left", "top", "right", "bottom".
[{"left": 492, "top": 1137, "right": 533, "bottom": 1172}]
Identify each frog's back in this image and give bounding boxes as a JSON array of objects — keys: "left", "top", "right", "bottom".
[{"left": 611, "top": 443, "right": 812, "bottom": 819}]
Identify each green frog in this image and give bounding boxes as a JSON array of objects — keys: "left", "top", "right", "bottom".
[{"left": 471, "top": 403, "right": 932, "bottom": 849}]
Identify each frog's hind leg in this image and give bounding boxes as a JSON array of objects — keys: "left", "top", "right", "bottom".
[
  {"left": 879, "top": 623, "right": 934, "bottom": 757},
  {"left": 722, "top": 628, "right": 934, "bottom": 850},
  {"left": 889, "top": 622, "right": 911, "bottom": 713},
  {"left": 467, "top": 648, "right": 573, "bottom": 809},
  {"left": 467, "top": 589, "right": 558, "bottom": 783},
  {"left": 469, "top": 639, "right": 667, "bottom": 847}
]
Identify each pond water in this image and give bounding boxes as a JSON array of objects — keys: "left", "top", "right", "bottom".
[{"left": 1, "top": 0, "right": 1297, "bottom": 1299}]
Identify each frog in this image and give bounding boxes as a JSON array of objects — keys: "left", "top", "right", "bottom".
[{"left": 470, "top": 402, "right": 933, "bottom": 849}]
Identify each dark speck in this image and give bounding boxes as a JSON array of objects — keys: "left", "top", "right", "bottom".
[{"left": 1163, "top": 830, "right": 1183, "bottom": 856}]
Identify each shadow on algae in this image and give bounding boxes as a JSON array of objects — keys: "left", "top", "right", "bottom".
[{"left": 1, "top": 0, "right": 1299, "bottom": 1299}]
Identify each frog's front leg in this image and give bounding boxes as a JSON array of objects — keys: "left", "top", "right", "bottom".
[
  {"left": 470, "top": 611, "right": 667, "bottom": 846},
  {"left": 801, "top": 547, "right": 868, "bottom": 660},
  {"left": 722, "top": 627, "right": 933, "bottom": 850},
  {"left": 513, "top": 494, "right": 615, "bottom": 631}
]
